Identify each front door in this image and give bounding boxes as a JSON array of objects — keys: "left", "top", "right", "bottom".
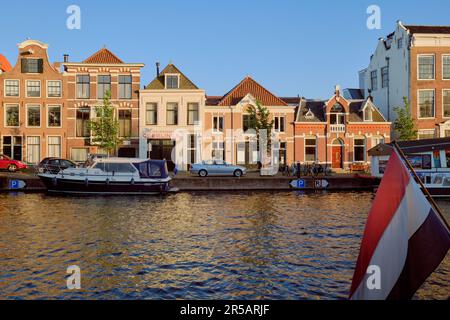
[
  {"left": 149, "top": 139, "right": 176, "bottom": 171},
  {"left": 332, "top": 146, "right": 343, "bottom": 169}
]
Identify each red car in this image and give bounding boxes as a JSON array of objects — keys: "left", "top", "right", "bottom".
[{"left": 0, "top": 154, "right": 28, "bottom": 172}]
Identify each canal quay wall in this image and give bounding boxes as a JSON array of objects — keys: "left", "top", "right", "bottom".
[{"left": 0, "top": 172, "right": 380, "bottom": 193}]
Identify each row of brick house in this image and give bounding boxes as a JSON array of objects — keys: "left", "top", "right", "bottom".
[{"left": 0, "top": 39, "right": 391, "bottom": 171}]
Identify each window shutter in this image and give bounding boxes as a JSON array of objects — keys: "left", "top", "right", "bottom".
[
  {"left": 21, "top": 59, "right": 28, "bottom": 73},
  {"left": 38, "top": 59, "right": 43, "bottom": 73}
]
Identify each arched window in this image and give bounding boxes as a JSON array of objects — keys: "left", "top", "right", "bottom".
[
  {"left": 330, "top": 104, "right": 345, "bottom": 125},
  {"left": 354, "top": 137, "right": 366, "bottom": 162},
  {"left": 305, "top": 136, "right": 317, "bottom": 162}
]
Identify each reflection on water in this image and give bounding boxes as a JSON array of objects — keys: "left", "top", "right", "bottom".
[{"left": 0, "top": 192, "right": 448, "bottom": 300}]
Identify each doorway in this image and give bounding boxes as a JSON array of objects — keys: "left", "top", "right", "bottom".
[
  {"left": 148, "top": 139, "right": 176, "bottom": 171},
  {"left": 331, "top": 139, "right": 344, "bottom": 169}
]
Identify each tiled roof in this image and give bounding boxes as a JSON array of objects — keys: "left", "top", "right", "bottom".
[
  {"left": 296, "top": 98, "right": 387, "bottom": 123},
  {"left": 217, "top": 76, "right": 288, "bottom": 107},
  {"left": 83, "top": 48, "right": 124, "bottom": 64},
  {"left": 0, "top": 54, "right": 12, "bottom": 72},
  {"left": 404, "top": 25, "right": 450, "bottom": 35},
  {"left": 205, "top": 96, "right": 222, "bottom": 106},
  {"left": 281, "top": 97, "right": 301, "bottom": 106},
  {"left": 145, "top": 64, "right": 198, "bottom": 90}
]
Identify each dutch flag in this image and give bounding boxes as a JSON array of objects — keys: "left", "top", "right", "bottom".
[{"left": 349, "top": 148, "right": 450, "bottom": 300}]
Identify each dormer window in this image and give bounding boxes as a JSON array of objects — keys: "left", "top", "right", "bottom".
[
  {"left": 305, "top": 109, "right": 314, "bottom": 119},
  {"left": 330, "top": 104, "right": 345, "bottom": 125},
  {"left": 363, "top": 106, "right": 373, "bottom": 122},
  {"left": 165, "top": 74, "right": 179, "bottom": 89}
]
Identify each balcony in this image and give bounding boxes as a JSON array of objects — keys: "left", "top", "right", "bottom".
[{"left": 330, "top": 124, "right": 346, "bottom": 133}]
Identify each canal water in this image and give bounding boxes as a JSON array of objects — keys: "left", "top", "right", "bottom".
[{"left": 0, "top": 192, "right": 448, "bottom": 300}]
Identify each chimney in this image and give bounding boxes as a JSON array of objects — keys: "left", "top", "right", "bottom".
[
  {"left": 156, "top": 62, "right": 160, "bottom": 76},
  {"left": 368, "top": 89, "right": 373, "bottom": 101},
  {"left": 63, "top": 54, "right": 69, "bottom": 63},
  {"left": 335, "top": 85, "right": 341, "bottom": 97}
]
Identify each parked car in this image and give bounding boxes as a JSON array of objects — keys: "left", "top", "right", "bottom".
[
  {"left": 37, "top": 158, "right": 77, "bottom": 174},
  {"left": 190, "top": 160, "right": 247, "bottom": 177},
  {"left": 0, "top": 154, "right": 28, "bottom": 172}
]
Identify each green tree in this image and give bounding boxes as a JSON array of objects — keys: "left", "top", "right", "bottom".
[
  {"left": 246, "top": 101, "right": 275, "bottom": 158},
  {"left": 89, "top": 90, "right": 122, "bottom": 155},
  {"left": 394, "top": 97, "right": 417, "bottom": 141}
]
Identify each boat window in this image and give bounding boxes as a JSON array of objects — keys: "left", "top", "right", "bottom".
[
  {"left": 444, "top": 177, "right": 450, "bottom": 187},
  {"left": 93, "top": 163, "right": 105, "bottom": 171},
  {"left": 105, "top": 163, "right": 136, "bottom": 173},
  {"left": 432, "top": 175, "right": 443, "bottom": 185},
  {"left": 149, "top": 163, "right": 162, "bottom": 177}
]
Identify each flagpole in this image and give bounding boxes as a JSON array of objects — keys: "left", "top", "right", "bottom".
[{"left": 392, "top": 140, "right": 450, "bottom": 231}]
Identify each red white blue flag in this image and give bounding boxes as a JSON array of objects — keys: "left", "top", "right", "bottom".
[{"left": 349, "top": 149, "right": 450, "bottom": 300}]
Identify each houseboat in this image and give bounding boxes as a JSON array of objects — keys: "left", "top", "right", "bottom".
[
  {"left": 369, "top": 138, "right": 450, "bottom": 197},
  {"left": 38, "top": 158, "right": 172, "bottom": 195}
]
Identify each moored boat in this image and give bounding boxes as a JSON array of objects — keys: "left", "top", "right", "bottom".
[{"left": 38, "top": 158, "right": 171, "bottom": 195}]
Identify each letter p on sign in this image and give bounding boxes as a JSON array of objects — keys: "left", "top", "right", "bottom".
[{"left": 67, "top": 265, "right": 81, "bottom": 290}]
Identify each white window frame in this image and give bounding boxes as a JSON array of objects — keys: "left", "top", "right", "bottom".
[
  {"left": 417, "top": 54, "right": 436, "bottom": 81},
  {"left": 443, "top": 55, "right": 450, "bottom": 81},
  {"left": 417, "top": 89, "right": 436, "bottom": 119},
  {"left": 47, "top": 135, "right": 62, "bottom": 158},
  {"left": 118, "top": 74, "right": 133, "bottom": 100},
  {"left": 274, "top": 115, "right": 286, "bottom": 133},
  {"left": 443, "top": 89, "right": 450, "bottom": 119},
  {"left": 145, "top": 102, "right": 158, "bottom": 125},
  {"left": 25, "top": 135, "right": 41, "bottom": 164},
  {"left": 304, "top": 136, "right": 317, "bottom": 163},
  {"left": 46, "top": 104, "right": 62, "bottom": 128},
  {"left": 26, "top": 79, "right": 41, "bottom": 98},
  {"left": 165, "top": 74, "right": 180, "bottom": 89},
  {"left": 26, "top": 104, "right": 42, "bottom": 128},
  {"left": 212, "top": 115, "right": 224, "bottom": 133},
  {"left": 3, "top": 103, "right": 20, "bottom": 128},
  {"left": 418, "top": 129, "right": 435, "bottom": 140},
  {"left": 3, "top": 79, "right": 20, "bottom": 98},
  {"left": 46, "top": 80, "right": 62, "bottom": 98},
  {"left": 353, "top": 137, "right": 366, "bottom": 163}
]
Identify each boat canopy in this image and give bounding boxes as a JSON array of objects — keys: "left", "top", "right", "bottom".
[{"left": 132, "top": 160, "right": 169, "bottom": 179}]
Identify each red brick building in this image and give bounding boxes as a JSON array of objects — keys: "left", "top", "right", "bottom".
[
  {"left": 62, "top": 48, "right": 144, "bottom": 161},
  {"left": 294, "top": 87, "right": 391, "bottom": 170},
  {"left": 0, "top": 40, "right": 66, "bottom": 163}
]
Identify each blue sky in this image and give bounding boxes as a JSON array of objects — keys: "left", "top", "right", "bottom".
[{"left": 1, "top": 0, "right": 450, "bottom": 98}]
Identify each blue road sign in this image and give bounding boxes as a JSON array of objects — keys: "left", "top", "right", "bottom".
[
  {"left": 9, "top": 180, "right": 26, "bottom": 190},
  {"left": 290, "top": 179, "right": 306, "bottom": 189}
]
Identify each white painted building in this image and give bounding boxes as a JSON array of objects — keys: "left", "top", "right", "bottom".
[{"left": 139, "top": 63, "right": 205, "bottom": 171}]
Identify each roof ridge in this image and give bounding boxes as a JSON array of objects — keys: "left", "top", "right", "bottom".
[{"left": 83, "top": 47, "right": 124, "bottom": 64}]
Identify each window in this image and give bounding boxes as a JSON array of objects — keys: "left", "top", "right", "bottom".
[
  {"left": 165, "top": 75, "right": 179, "bottom": 89},
  {"left": 354, "top": 138, "right": 366, "bottom": 162},
  {"left": 381, "top": 66, "right": 389, "bottom": 88},
  {"left": 243, "top": 115, "right": 253, "bottom": 132},
  {"left": 5, "top": 105, "right": 19, "bottom": 127},
  {"left": 48, "top": 105, "right": 61, "bottom": 127},
  {"left": 418, "top": 90, "right": 435, "bottom": 118},
  {"left": 119, "top": 75, "right": 132, "bottom": 99},
  {"left": 2, "top": 136, "right": 22, "bottom": 160},
  {"left": 418, "top": 55, "right": 435, "bottom": 80},
  {"left": 213, "top": 116, "right": 224, "bottom": 132},
  {"left": 398, "top": 38, "right": 403, "bottom": 49},
  {"left": 444, "top": 56, "right": 450, "bottom": 80},
  {"left": 21, "top": 59, "right": 43, "bottom": 73},
  {"left": 447, "top": 151, "right": 450, "bottom": 168},
  {"left": 166, "top": 103, "right": 178, "bottom": 125},
  {"left": 370, "top": 70, "right": 377, "bottom": 90},
  {"left": 212, "top": 141, "right": 225, "bottom": 161},
  {"left": 444, "top": 90, "right": 450, "bottom": 118},
  {"left": 274, "top": 116, "right": 285, "bottom": 132},
  {"left": 187, "top": 103, "right": 199, "bottom": 125},
  {"left": 187, "top": 134, "right": 197, "bottom": 164},
  {"left": 27, "top": 105, "right": 40, "bottom": 127},
  {"left": 76, "top": 75, "right": 90, "bottom": 99},
  {"left": 364, "top": 106, "right": 373, "bottom": 121},
  {"left": 71, "top": 148, "right": 88, "bottom": 162},
  {"left": 47, "top": 81, "right": 62, "bottom": 97},
  {"left": 5, "top": 80, "right": 19, "bottom": 97},
  {"left": 105, "top": 163, "right": 136, "bottom": 173},
  {"left": 372, "top": 136, "right": 384, "bottom": 147},
  {"left": 26, "top": 136, "right": 40, "bottom": 164},
  {"left": 76, "top": 108, "right": 90, "bottom": 137},
  {"left": 97, "top": 75, "right": 111, "bottom": 99},
  {"left": 418, "top": 130, "right": 435, "bottom": 140},
  {"left": 47, "top": 136, "right": 61, "bottom": 158},
  {"left": 305, "top": 137, "right": 317, "bottom": 162},
  {"left": 119, "top": 110, "right": 132, "bottom": 137},
  {"left": 330, "top": 104, "right": 345, "bottom": 125},
  {"left": 26, "top": 80, "right": 41, "bottom": 97},
  {"left": 146, "top": 103, "right": 157, "bottom": 125}
]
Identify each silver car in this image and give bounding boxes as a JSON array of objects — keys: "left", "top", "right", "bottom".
[{"left": 190, "top": 160, "right": 247, "bottom": 177}]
